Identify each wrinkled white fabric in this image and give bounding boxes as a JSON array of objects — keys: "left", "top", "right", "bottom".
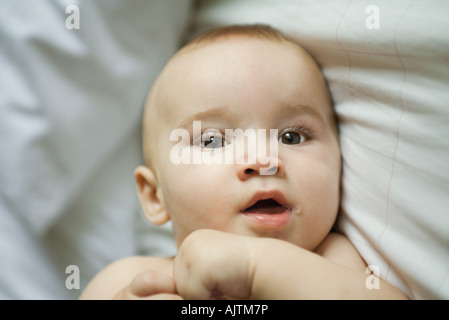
[{"left": 0, "top": 0, "right": 190, "bottom": 299}]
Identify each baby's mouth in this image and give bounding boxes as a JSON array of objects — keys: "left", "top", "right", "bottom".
[
  {"left": 240, "top": 193, "right": 293, "bottom": 227},
  {"left": 242, "top": 198, "right": 290, "bottom": 215}
]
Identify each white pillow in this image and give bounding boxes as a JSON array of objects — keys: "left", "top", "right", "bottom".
[{"left": 192, "top": 0, "right": 449, "bottom": 299}]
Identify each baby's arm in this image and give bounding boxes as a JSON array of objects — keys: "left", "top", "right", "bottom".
[
  {"left": 174, "top": 229, "right": 407, "bottom": 299},
  {"left": 79, "top": 256, "right": 180, "bottom": 300},
  {"left": 252, "top": 232, "right": 407, "bottom": 299}
]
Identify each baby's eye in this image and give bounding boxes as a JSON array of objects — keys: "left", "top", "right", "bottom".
[
  {"left": 279, "top": 131, "right": 306, "bottom": 145},
  {"left": 202, "top": 130, "right": 227, "bottom": 149}
]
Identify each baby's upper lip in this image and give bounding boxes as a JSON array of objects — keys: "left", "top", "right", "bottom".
[{"left": 241, "top": 190, "right": 291, "bottom": 212}]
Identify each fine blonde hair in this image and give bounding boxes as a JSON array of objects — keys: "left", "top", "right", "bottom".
[{"left": 181, "top": 24, "right": 297, "bottom": 52}]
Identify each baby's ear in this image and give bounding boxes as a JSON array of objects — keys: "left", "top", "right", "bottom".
[{"left": 134, "top": 166, "right": 170, "bottom": 225}]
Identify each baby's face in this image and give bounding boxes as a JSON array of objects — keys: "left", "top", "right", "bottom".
[{"left": 146, "top": 38, "right": 341, "bottom": 251}]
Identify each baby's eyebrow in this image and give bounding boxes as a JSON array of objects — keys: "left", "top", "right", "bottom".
[
  {"left": 176, "top": 106, "right": 229, "bottom": 130},
  {"left": 175, "top": 103, "right": 326, "bottom": 130},
  {"left": 278, "top": 103, "right": 324, "bottom": 122}
]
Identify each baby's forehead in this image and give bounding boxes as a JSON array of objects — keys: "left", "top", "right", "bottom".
[
  {"left": 151, "top": 36, "right": 331, "bottom": 116},
  {"left": 156, "top": 36, "right": 322, "bottom": 99}
]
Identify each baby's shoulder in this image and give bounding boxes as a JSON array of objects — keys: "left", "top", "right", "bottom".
[{"left": 314, "top": 232, "right": 367, "bottom": 271}]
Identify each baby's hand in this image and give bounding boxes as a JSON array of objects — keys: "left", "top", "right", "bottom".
[
  {"left": 174, "top": 229, "right": 258, "bottom": 300},
  {"left": 113, "top": 270, "right": 182, "bottom": 300}
]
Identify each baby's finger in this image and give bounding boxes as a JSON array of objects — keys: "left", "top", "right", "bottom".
[
  {"left": 174, "top": 256, "right": 213, "bottom": 299},
  {"left": 145, "top": 293, "right": 184, "bottom": 300},
  {"left": 113, "top": 289, "right": 183, "bottom": 300},
  {"left": 129, "top": 270, "right": 177, "bottom": 297}
]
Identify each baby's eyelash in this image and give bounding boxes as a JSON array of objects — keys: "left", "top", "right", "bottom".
[
  {"left": 287, "top": 125, "right": 313, "bottom": 139},
  {"left": 191, "top": 128, "right": 227, "bottom": 147},
  {"left": 189, "top": 125, "right": 314, "bottom": 146}
]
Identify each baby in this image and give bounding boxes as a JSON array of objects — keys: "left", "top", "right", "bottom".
[{"left": 80, "top": 25, "right": 406, "bottom": 300}]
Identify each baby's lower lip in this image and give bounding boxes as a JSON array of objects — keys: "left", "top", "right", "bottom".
[{"left": 241, "top": 208, "right": 292, "bottom": 226}]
